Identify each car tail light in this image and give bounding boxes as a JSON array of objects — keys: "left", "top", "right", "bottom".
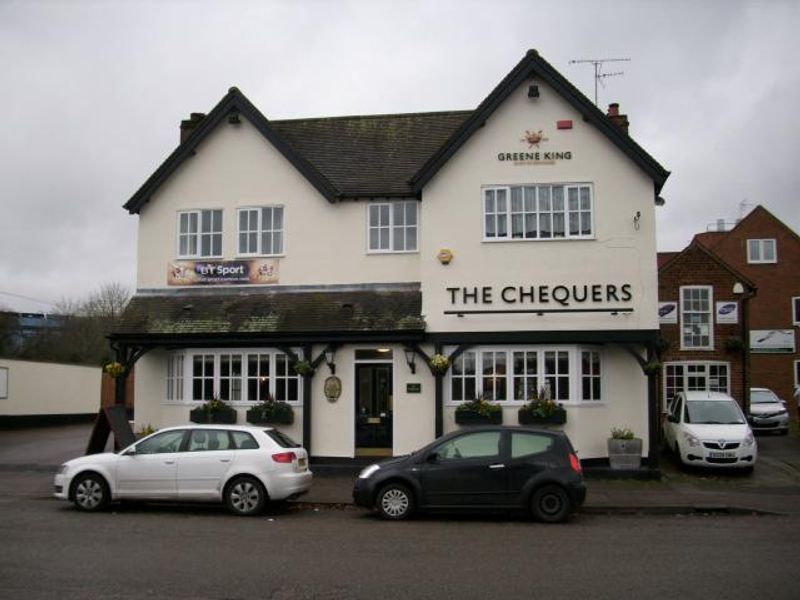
[
  {"left": 272, "top": 452, "right": 297, "bottom": 464},
  {"left": 569, "top": 453, "right": 582, "bottom": 475}
]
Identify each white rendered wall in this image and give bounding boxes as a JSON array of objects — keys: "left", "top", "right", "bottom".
[{"left": 0, "top": 359, "right": 101, "bottom": 416}]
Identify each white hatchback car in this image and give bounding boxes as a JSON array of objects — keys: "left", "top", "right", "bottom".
[
  {"left": 54, "top": 425, "right": 312, "bottom": 515},
  {"left": 663, "top": 391, "right": 757, "bottom": 471}
]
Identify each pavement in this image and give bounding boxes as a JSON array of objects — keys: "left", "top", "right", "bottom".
[{"left": 2, "top": 423, "right": 800, "bottom": 516}]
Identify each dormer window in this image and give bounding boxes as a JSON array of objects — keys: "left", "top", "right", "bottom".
[
  {"left": 177, "top": 209, "right": 222, "bottom": 258},
  {"left": 747, "top": 239, "right": 776, "bottom": 264}
]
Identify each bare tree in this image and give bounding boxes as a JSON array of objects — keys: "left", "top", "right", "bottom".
[{"left": 18, "top": 282, "right": 131, "bottom": 365}]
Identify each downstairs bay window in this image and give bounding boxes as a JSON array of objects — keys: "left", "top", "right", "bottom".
[
  {"left": 165, "top": 349, "right": 302, "bottom": 404},
  {"left": 448, "top": 346, "right": 602, "bottom": 404}
]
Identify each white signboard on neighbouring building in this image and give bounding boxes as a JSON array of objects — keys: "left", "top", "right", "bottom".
[
  {"left": 0, "top": 367, "right": 7, "bottom": 399},
  {"left": 715, "top": 301, "right": 739, "bottom": 324},
  {"left": 659, "top": 302, "right": 678, "bottom": 324},
  {"left": 750, "top": 330, "right": 795, "bottom": 353}
]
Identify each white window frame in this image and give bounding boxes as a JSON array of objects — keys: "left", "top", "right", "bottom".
[
  {"left": 367, "top": 200, "right": 419, "bottom": 254},
  {"left": 165, "top": 349, "right": 303, "bottom": 405},
  {"left": 662, "top": 362, "right": 730, "bottom": 404},
  {"left": 176, "top": 209, "right": 223, "bottom": 259},
  {"left": 447, "top": 346, "right": 602, "bottom": 405},
  {"left": 680, "top": 285, "right": 714, "bottom": 350},
  {"left": 792, "top": 297, "right": 800, "bottom": 326},
  {"left": 747, "top": 239, "right": 777, "bottom": 264},
  {"left": 482, "top": 183, "right": 594, "bottom": 242},
  {"left": 237, "top": 206, "right": 285, "bottom": 257},
  {"left": 0, "top": 366, "right": 7, "bottom": 399}
]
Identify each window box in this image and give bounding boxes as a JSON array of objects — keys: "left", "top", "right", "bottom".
[
  {"left": 518, "top": 409, "right": 566, "bottom": 425},
  {"left": 607, "top": 438, "right": 643, "bottom": 470},
  {"left": 454, "top": 409, "right": 503, "bottom": 426},
  {"left": 189, "top": 406, "right": 237, "bottom": 424},
  {"left": 245, "top": 403, "right": 294, "bottom": 426}
]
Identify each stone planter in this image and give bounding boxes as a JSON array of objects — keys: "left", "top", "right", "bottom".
[
  {"left": 607, "top": 438, "right": 643, "bottom": 470},
  {"left": 455, "top": 410, "right": 502, "bottom": 425},
  {"left": 189, "top": 407, "right": 237, "bottom": 424},
  {"left": 518, "top": 410, "right": 566, "bottom": 425}
]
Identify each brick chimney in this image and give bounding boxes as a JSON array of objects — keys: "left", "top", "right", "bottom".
[
  {"left": 180, "top": 112, "right": 206, "bottom": 144},
  {"left": 606, "top": 103, "right": 629, "bottom": 135}
]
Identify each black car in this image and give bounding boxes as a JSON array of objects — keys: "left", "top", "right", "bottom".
[{"left": 352, "top": 426, "right": 586, "bottom": 523}]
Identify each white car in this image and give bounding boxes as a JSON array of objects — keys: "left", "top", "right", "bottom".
[
  {"left": 54, "top": 425, "right": 312, "bottom": 515},
  {"left": 663, "top": 391, "right": 757, "bottom": 471}
]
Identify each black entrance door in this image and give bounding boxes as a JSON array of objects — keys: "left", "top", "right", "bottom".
[{"left": 355, "top": 364, "right": 393, "bottom": 451}]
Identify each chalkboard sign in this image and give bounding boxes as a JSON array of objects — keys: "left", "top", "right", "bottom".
[
  {"left": 406, "top": 383, "right": 422, "bottom": 394},
  {"left": 85, "top": 406, "right": 136, "bottom": 454}
]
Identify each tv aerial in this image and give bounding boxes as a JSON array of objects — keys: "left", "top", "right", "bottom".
[{"left": 569, "top": 58, "right": 630, "bottom": 105}]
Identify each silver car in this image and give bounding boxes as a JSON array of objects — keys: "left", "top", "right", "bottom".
[
  {"left": 748, "top": 388, "right": 789, "bottom": 435},
  {"left": 54, "top": 425, "right": 312, "bottom": 515}
]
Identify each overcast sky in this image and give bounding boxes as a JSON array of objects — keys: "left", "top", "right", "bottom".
[{"left": 1, "top": 0, "right": 798, "bottom": 312}]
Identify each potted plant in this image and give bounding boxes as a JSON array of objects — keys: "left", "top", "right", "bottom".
[
  {"left": 246, "top": 395, "right": 294, "bottom": 425},
  {"left": 292, "top": 359, "right": 314, "bottom": 377},
  {"left": 518, "top": 389, "right": 567, "bottom": 425},
  {"left": 607, "top": 426, "right": 643, "bottom": 470},
  {"left": 189, "top": 396, "right": 237, "bottom": 424},
  {"left": 429, "top": 353, "right": 450, "bottom": 376},
  {"left": 103, "top": 361, "right": 126, "bottom": 378},
  {"left": 455, "top": 395, "right": 502, "bottom": 425}
]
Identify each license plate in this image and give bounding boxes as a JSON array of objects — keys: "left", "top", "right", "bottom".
[{"left": 709, "top": 451, "right": 736, "bottom": 459}]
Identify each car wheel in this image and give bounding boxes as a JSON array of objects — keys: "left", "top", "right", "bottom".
[
  {"left": 225, "top": 476, "right": 267, "bottom": 516},
  {"left": 530, "top": 484, "right": 572, "bottom": 523},
  {"left": 779, "top": 429, "right": 788, "bottom": 436},
  {"left": 376, "top": 483, "right": 414, "bottom": 520},
  {"left": 72, "top": 473, "right": 110, "bottom": 512}
]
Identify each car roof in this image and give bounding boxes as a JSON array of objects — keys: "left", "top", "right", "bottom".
[
  {"left": 158, "top": 424, "right": 273, "bottom": 433},
  {"left": 750, "top": 387, "right": 773, "bottom": 393},
  {"left": 681, "top": 391, "right": 737, "bottom": 402}
]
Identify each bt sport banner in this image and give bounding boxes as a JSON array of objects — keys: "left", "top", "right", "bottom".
[{"left": 167, "top": 260, "right": 279, "bottom": 286}]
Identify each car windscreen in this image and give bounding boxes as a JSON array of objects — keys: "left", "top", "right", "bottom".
[
  {"left": 750, "top": 390, "right": 778, "bottom": 404},
  {"left": 685, "top": 400, "right": 745, "bottom": 425},
  {"left": 265, "top": 429, "right": 300, "bottom": 448}
]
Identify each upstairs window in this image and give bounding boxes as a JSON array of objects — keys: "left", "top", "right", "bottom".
[
  {"left": 177, "top": 209, "right": 222, "bottom": 258},
  {"left": 368, "top": 201, "right": 418, "bottom": 253},
  {"left": 238, "top": 206, "right": 284, "bottom": 256},
  {"left": 680, "top": 286, "right": 713, "bottom": 349},
  {"left": 483, "top": 184, "right": 593, "bottom": 241},
  {"left": 747, "top": 239, "right": 776, "bottom": 264}
]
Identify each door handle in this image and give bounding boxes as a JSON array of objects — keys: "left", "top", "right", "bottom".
[
  {"left": 489, "top": 463, "right": 505, "bottom": 470},
  {"left": 164, "top": 460, "right": 175, "bottom": 465},
  {"left": 219, "top": 459, "right": 231, "bottom": 463}
]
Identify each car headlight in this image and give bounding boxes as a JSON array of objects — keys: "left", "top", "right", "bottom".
[
  {"left": 358, "top": 464, "right": 380, "bottom": 479},
  {"left": 743, "top": 432, "right": 755, "bottom": 447},
  {"left": 681, "top": 432, "right": 701, "bottom": 448}
]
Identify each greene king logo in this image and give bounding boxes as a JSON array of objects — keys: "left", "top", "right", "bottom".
[{"left": 521, "top": 129, "right": 549, "bottom": 148}]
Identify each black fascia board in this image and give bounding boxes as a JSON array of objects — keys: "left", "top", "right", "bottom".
[
  {"left": 410, "top": 49, "right": 670, "bottom": 197},
  {"left": 123, "top": 88, "right": 340, "bottom": 214},
  {"left": 427, "top": 329, "right": 659, "bottom": 345}
]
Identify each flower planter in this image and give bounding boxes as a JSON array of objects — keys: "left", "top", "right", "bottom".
[
  {"left": 189, "top": 407, "right": 237, "bottom": 424},
  {"left": 246, "top": 407, "right": 294, "bottom": 426},
  {"left": 518, "top": 410, "right": 566, "bottom": 425},
  {"left": 607, "top": 438, "right": 643, "bottom": 470},
  {"left": 455, "top": 410, "right": 502, "bottom": 425}
]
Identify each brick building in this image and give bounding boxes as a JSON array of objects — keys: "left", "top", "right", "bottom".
[
  {"left": 659, "top": 205, "right": 800, "bottom": 417},
  {"left": 657, "top": 242, "right": 755, "bottom": 410}
]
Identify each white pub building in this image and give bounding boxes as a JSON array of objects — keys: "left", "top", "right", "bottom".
[{"left": 112, "top": 50, "right": 669, "bottom": 468}]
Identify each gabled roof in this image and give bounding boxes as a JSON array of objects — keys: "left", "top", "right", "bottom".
[
  {"left": 409, "top": 49, "right": 670, "bottom": 198},
  {"left": 693, "top": 205, "right": 800, "bottom": 248},
  {"left": 659, "top": 239, "right": 756, "bottom": 291},
  {"left": 124, "top": 87, "right": 341, "bottom": 214},
  {"left": 124, "top": 50, "right": 669, "bottom": 213}
]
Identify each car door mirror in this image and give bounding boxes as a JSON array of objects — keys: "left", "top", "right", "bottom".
[
  {"left": 426, "top": 451, "right": 440, "bottom": 464},
  {"left": 122, "top": 447, "right": 137, "bottom": 456},
  {"left": 667, "top": 415, "right": 678, "bottom": 424}
]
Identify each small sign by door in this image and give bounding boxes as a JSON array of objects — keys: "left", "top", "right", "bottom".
[{"left": 407, "top": 383, "right": 422, "bottom": 394}]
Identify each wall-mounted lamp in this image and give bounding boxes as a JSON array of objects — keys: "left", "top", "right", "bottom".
[
  {"left": 324, "top": 347, "right": 336, "bottom": 375},
  {"left": 633, "top": 211, "right": 641, "bottom": 230},
  {"left": 404, "top": 348, "right": 417, "bottom": 374},
  {"left": 732, "top": 282, "right": 745, "bottom": 295},
  {"left": 228, "top": 110, "right": 241, "bottom": 124}
]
